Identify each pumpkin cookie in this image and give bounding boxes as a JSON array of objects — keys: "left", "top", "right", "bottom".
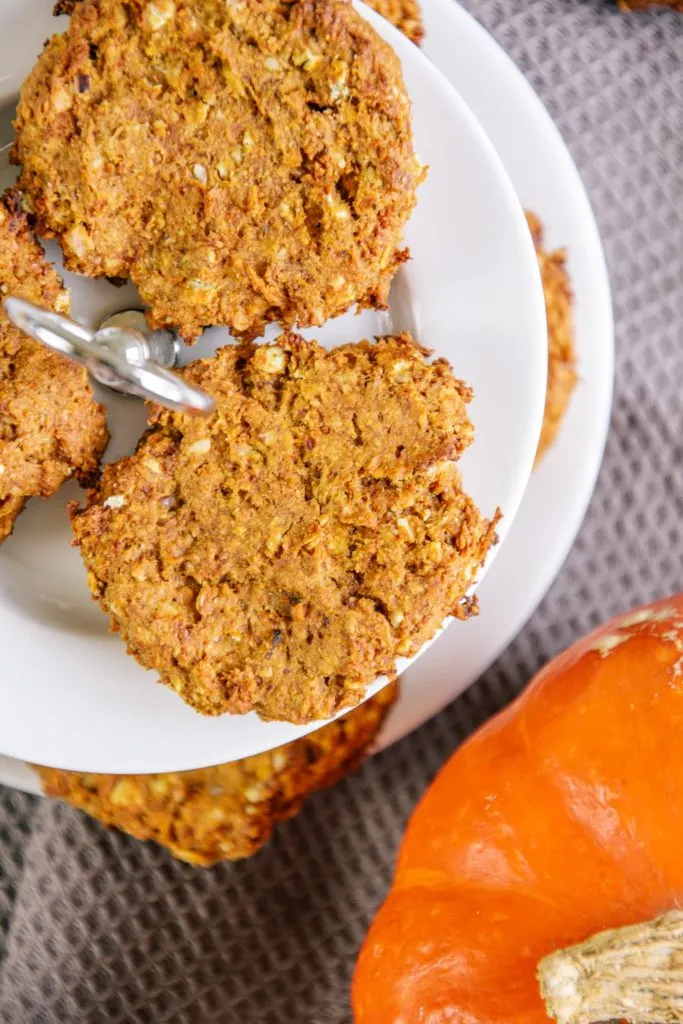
[
  {"left": 56, "top": 0, "right": 426, "bottom": 43},
  {"left": 36, "top": 681, "right": 397, "bottom": 865},
  {"left": 363, "top": 0, "right": 424, "bottom": 45},
  {"left": 618, "top": 0, "right": 681, "bottom": 9},
  {"left": 70, "top": 333, "right": 496, "bottom": 723},
  {"left": 15, "top": 0, "right": 422, "bottom": 342},
  {"left": 526, "top": 212, "right": 577, "bottom": 463},
  {"left": 0, "top": 192, "right": 108, "bottom": 544}
]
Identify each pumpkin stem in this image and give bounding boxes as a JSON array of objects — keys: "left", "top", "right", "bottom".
[{"left": 538, "top": 910, "right": 683, "bottom": 1024}]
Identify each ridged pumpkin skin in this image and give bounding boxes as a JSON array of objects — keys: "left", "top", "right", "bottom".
[{"left": 353, "top": 594, "right": 683, "bottom": 1022}]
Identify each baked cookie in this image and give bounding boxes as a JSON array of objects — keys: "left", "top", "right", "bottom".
[
  {"left": 526, "top": 212, "right": 577, "bottom": 463},
  {"left": 55, "top": 0, "right": 426, "bottom": 43},
  {"left": 70, "top": 333, "right": 496, "bottom": 723},
  {"left": 363, "top": 0, "right": 424, "bottom": 44},
  {"left": 36, "top": 681, "right": 398, "bottom": 865},
  {"left": 15, "top": 0, "right": 422, "bottom": 342},
  {"left": 0, "top": 192, "right": 108, "bottom": 544},
  {"left": 618, "top": 1, "right": 682, "bottom": 10}
]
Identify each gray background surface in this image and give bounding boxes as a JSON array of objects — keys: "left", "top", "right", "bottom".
[{"left": 1, "top": 0, "right": 682, "bottom": 1020}]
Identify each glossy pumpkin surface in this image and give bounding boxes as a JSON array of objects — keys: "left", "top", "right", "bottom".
[{"left": 354, "top": 594, "right": 683, "bottom": 1022}]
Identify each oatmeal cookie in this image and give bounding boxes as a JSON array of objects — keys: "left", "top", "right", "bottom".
[
  {"left": 56, "top": 0, "right": 426, "bottom": 43},
  {"left": 70, "top": 333, "right": 496, "bottom": 723},
  {"left": 363, "top": 0, "right": 424, "bottom": 45},
  {"left": 0, "top": 192, "right": 108, "bottom": 543},
  {"left": 36, "top": 681, "right": 397, "bottom": 865},
  {"left": 15, "top": 0, "right": 422, "bottom": 342},
  {"left": 526, "top": 212, "right": 577, "bottom": 463},
  {"left": 618, "top": 1, "right": 682, "bottom": 9}
]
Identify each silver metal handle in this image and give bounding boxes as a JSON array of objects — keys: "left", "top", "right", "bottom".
[{"left": 3, "top": 297, "right": 215, "bottom": 417}]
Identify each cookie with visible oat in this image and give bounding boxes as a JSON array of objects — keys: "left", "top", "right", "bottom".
[
  {"left": 36, "top": 681, "right": 397, "bottom": 865},
  {"left": 0, "top": 192, "right": 108, "bottom": 544},
  {"left": 70, "top": 333, "right": 496, "bottom": 723},
  {"left": 526, "top": 211, "right": 577, "bottom": 463},
  {"left": 363, "top": 0, "right": 424, "bottom": 44},
  {"left": 15, "top": 0, "right": 422, "bottom": 342},
  {"left": 618, "top": 1, "right": 682, "bottom": 10}
]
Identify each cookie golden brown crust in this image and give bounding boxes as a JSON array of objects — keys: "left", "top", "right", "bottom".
[
  {"left": 36, "top": 681, "right": 398, "bottom": 865},
  {"left": 70, "top": 333, "right": 496, "bottom": 723},
  {"left": 56, "top": 0, "right": 426, "bottom": 43},
  {"left": 526, "top": 211, "right": 577, "bottom": 464},
  {"left": 53, "top": 0, "right": 80, "bottom": 13},
  {"left": 618, "top": 0, "right": 682, "bottom": 9},
  {"left": 0, "top": 192, "right": 108, "bottom": 543},
  {"left": 363, "top": 0, "right": 424, "bottom": 44},
  {"left": 15, "top": 0, "right": 422, "bottom": 342}
]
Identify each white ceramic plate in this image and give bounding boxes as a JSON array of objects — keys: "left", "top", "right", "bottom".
[
  {"left": 0, "top": 0, "right": 614, "bottom": 796},
  {"left": 0, "top": 1, "right": 546, "bottom": 773}
]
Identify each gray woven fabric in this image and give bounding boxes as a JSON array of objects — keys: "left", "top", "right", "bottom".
[{"left": 1, "top": 1, "right": 682, "bottom": 1020}]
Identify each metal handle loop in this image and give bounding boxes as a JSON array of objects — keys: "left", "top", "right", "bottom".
[{"left": 3, "top": 297, "right": 215, "bottom": 417}]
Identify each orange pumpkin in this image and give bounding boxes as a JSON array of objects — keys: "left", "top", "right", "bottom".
[{"left": 353, "top": 594, "right": 683, "bottom": 1023}]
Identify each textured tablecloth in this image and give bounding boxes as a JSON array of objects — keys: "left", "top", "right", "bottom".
[{"left": 1, "top": 1, "right": 682, "bottom": 1020}]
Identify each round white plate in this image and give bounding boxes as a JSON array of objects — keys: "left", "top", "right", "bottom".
[
  {"left": 0, "top": 0, "right": 614, "bottom": 796},
  {"left": 0, "top": 1, "right": 546, "bottom": 773}
]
